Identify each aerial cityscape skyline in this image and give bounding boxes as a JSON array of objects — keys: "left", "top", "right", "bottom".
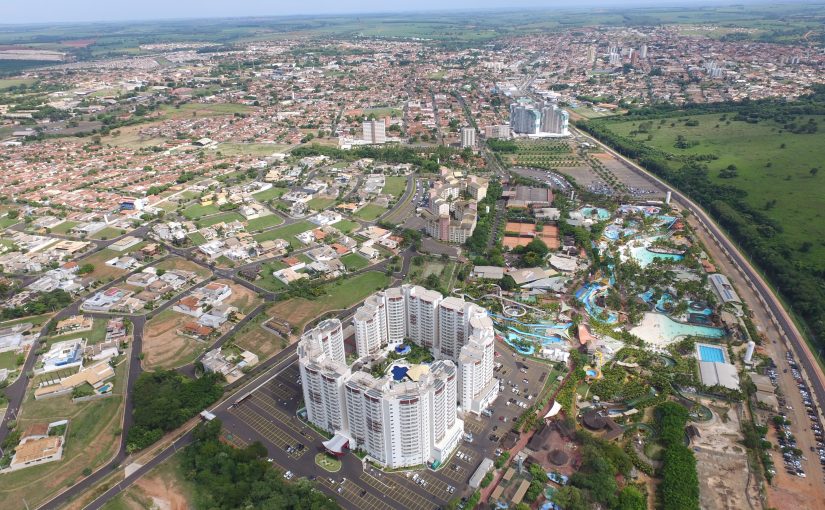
[{"left": 0, "top": 2, "right": 823, "bottom": 509}]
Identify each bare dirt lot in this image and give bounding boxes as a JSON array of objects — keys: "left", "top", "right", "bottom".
[
  {"left": 692, "top": 401, "right": 760, "bottom": 510},
  {"left": 142, "top": 310, "right": 201, "bottom": 370}
]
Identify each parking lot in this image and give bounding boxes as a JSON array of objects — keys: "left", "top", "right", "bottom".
[{"left": 217, "top": 338, "right": 560, "bottom": 510}]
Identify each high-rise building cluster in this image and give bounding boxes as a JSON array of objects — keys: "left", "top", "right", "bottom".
[
  {"left": 420, "top": 170, "right": 488, "bottom": 244},
  {"left": 298, "top": 285, "right": 499, "bottom": 468},
  {"left": 509, "top": 100, "right": 569, "bottom": 136}
]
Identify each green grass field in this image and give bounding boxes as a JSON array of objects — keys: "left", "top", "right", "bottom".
[
  {"left": 252, "top": 187, "right": 287, "bottom": 202},
  {"left": 245, "top": 214, "right": 284, "bottom": 232},
  {"left": 341, "top": 253, "right": 370, "bottom": 271},
  {"left": 49, "top": 220, "right": 78, "bottom": 235},
  {"left": 182, "top": 203, "right": 220, "bottom": 220},
  {"left": 197, "top": 211, "right": 244, "bottom": 227},
  {"left": 607, "top": 113, "right": 825, "bottom": 266},
  {"left": 307, "top": 197, "right": 335, "bottom": 210},
  {"left": 215, "top": 142, "right": 291, "bottom": 157},
  {"left": 331, "top": 219, "right": 359, "bottom": 234},
  {"left": 0, "top": 350, "right": 19, "bottom": 371},
  {"left": 187, "top": 232, "right": 207, "bottom": 246},
  {"left": 382, "top": 176, "right": 407, "bottom": 196},
  {"left": 91, "top": 226, "right": 126, "bottom": 240},
  {"left": 252, "top": 220, "right": 315, "bottom": 247},
  {"left": 267, "top": 271, "right": 390, "bottom": 330},
  {"left": 354, "top": 204, "right": 386, "bottom": 221}
]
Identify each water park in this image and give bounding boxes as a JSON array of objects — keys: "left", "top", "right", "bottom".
[{"left": 575, "top": 281, "right": 619, "bottom": 324}]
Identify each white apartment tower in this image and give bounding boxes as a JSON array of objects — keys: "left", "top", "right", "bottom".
[
  {"left": 404, "top": 285, "right": 442, "bottom": 349},
  {"left": 301, "top": 318, "right": 345, "bottom": 365},
  {"left": 354, "top": 293, "right": 388, "bottom": 358},
  {"left": 384, "top": 287, "right": 407, "bottom": 345},
  {"left": 362, "top": 119, "right": 386, "bottom": 144},
  {"left": 458, "top": 314, "right": 499, "bottom": 415},
  {"left": 460, "top": 127, "right": 476, "bottom": 148}
]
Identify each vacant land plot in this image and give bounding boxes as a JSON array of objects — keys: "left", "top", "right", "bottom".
[
  {"left": 220, "top": 280, "right": 263, "bottom": 314},
  {"left": 606, "top": 113, "right": 825, "bottom": 267},
  {"left": 268, "top": 271, "right": 389, "bottom": 332},
  {"left": 354, "top": 204, "right": 386, "bottom": 221},
  {"left": 49, "top": 221, "right": 78, "bottom": 235},
  {"left": 91, "top": 226, "right": 126, "bottom": 240},
  {"left": 77, "top": 248, "right": 128, "bottom": 281},
  {"left": 216, "top": 142, "right": 290, "bottom": 157},
  {"left": 0, "top": 364, "right": 125, "bottom": 510},
  {"left": 182, "top": 203, "right": 220, "bottom": 220},
  {"left": 161, "top": 102, "right": 251, "bottom": 119},
  {"left": 143, "top": 309, "right": 202, "bottom": 370},
  {"left": 154, "top": 256, "right": 211, "bottom": 279},
  {"left": 331, "top": 219, "right": 359, "bottom": 234},
  {"left": 252, "top": 186, "right": 287, "bottom": 202},
  {"left": 187, "top": 232, "right": 207, "bottom": 246},
  {"left": 508, "top": 139, "right": 581, "bottom": 170},
  {"left": 245, "top": 214, "right": 283, "bottom": 232},
  {"left": 307, "top": 197, "right": 335, "bottom": 211},
  {"left": 231, "top": 313, "right": 288, "bottom": 361},
  {"left": 0, "top": 350, "right": 19, "bottom": 371},
  {"left": 341, "top": 252, "right": 370, "bottom": 271},
  {"left": 382, "top": 176, "right": 407, "bottom": 196},
  {"left": 252, "top": 220, "right": 315, "bottom": 247},
  {"left": 197, "top": 211, "right": 244, "bottom": 228},
  {"left": 100, "top": 450, "right": 194, "bottom": 510}
]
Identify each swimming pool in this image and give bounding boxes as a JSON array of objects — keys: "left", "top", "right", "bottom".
[
  {"left": 579, "top": 207, "right": 610, "bottom": 220},
  {"left": 629, "top": 245, "right": 684, "bottom": 267},
  {"left": 697, "top": 344, "right": 726, "bottom": 363}
]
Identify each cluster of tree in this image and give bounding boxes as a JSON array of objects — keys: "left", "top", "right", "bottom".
[
  {"left": 126, "top": 370, "right": 224, "bottom": 452},
  {"left": 486, "top": 139, "right": 519, "bottom": 153},
  {"left": 291, "top": 143, "right": 458, "bottom": 174},
  {"left": 465, "top": 179, "right": 503, "bottom": 260},
  {"left": 511, "top": 237, "right": 549, "bottom": 267},
  {"left": 1, "top": 289, "right": 72, "bottom": 320},
  {"left": 182, "top": 420, "right": 340, "bottom": 509},
  {"left": 552, "top": 431, "right": 644, "bottom": 510},
  {"left": 655, "top": 402, "right": 700, "bottom": 509},
  {"left": 577, "top": 90, "right": 825, "bottom": 355}
]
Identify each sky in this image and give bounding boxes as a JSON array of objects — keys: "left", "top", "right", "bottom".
[{"left": 2, "top": 0, "right": 742, "bottom": 24}]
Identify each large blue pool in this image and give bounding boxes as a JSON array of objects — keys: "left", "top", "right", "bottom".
[{"left": 698, "top": 344, "right": 726, "bottom": 363}]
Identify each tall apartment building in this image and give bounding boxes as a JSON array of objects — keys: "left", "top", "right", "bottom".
[
  {"left": 539, "top": 104, "right": 570, "bottom": 136},
  {"left": 458, "top": 315, "right": 500, "bottom": 415},
  {"left": 405, "top": 284, "right": 442, "bottom": 348},
  {"left": 509, "top": 102, "right": 541, "bottom": 134},
  {"left": 511, "top": 101, "right": 569, "bottom": 136},
  {"left": 484, "top": 124, "right": 510, "bottom": 139},
  {"left": 298, "top": 286, "right": 497, "bottom": 468},
  {"left": 298, "top": 322, "right": 349, "bottom": 433},
  {"left": 384, "top": 287, "right": 407, "bottom": 345},
  {"left": 362, "top": 119, "right": 386, "bottom": 144},
  {"left": 639, "top": 44, "right": 648, "bottom": 59},
  {"left": 587, "top": 45, "right": 596, "bottom": 64},
  {"left": 342, "top": 361, "right": 462, "bottom": 468},
  {"left": 354, "top": 293, "right": 388, "bottom": 358},
  {"left": 460, "top": 127, "right": 476, "bottom": 148},
  {"left": 301, "top": 318, "right": 345, "bottom": 365}
]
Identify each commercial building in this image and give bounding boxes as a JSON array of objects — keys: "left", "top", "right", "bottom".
[{"left": 362, "top": 119, "right": 386, "bottom": 144}]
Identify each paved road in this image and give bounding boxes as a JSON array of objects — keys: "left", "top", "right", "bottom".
[{"left": 574, "top": 125, "right": 825, "bottom": 424}]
